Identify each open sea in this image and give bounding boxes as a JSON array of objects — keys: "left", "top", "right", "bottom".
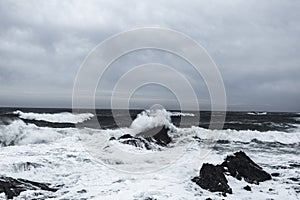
[{"left": 0, "top": 107, "right": 299, "bottom": 199}]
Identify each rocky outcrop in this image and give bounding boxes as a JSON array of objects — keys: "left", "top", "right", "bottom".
[
  {"left": 192, "top": 151, "right": 271, "bottom": 195},
  {"left": 221, "top": 151, "right": 272, "bottom": 184},
  {"left": 136, "top": 126, "right": 171, "bottom": 146},
  {"left": 117, "top": 134, "right": 157, "bottom": 150},
  {"left": 0, "top": 176, "right": 59, "bottom": 199},
  {"left": 192, "top": 163, "right": 232, "bottom": 195},
  {"left": 112, "top": 126, "right": 172, "bottom": 150}
]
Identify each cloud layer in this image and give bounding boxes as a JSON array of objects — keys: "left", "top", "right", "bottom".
[{"left": 0, "top": 0, "right": 299, "bottom": 111}]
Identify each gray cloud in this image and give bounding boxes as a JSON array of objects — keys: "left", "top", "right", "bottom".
[{"left": 0, "top": 0, "right": 299, "bottom": 111}]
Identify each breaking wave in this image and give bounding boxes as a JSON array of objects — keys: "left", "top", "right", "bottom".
[
  {"left": 0, "top": 120, "right": 74, "bottom": 146},
  {"left": 170, "top": 112, "right": 195, "bottom": 117},
  {"left": 130, "top": 109, "right": 175, "bottom": 135},
  {"left": 1, "top": 109, "right": 300, "bottom": 148},
  {"left": 13, "top": 110, "right": 94, "bottom": 124},
  {"left": 247, "top": 112, "right": 267, "bottom": 115},
  {"left": 192, "top": 126, "right": 300, "bottom": 144}
]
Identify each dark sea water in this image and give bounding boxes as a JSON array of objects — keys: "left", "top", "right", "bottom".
[
  {"left": 0, "top": 107, "right": 299, "bottom": 199},
  {"left": 1, "top": 107, "right": 298, "bottom": 131}
]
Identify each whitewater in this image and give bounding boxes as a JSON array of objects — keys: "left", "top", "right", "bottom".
[{"left": 0, "top": 108, "right": 299, "bottom": 199}]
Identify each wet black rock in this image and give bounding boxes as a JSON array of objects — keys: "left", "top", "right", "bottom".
[
  {"left": 271, "top": 172, "right": 280, "bottom": 177},
  {"left": 192, "top": 163, "right": 232, "bottom": 195},
  {"left": 290, "top": 163, "right": 300, "bottom": 168},
  {"left": 109, "top": 137, "right": 116, "bottom": 141},
  {"left": 115, "top": 126, "right": 171, "bottom": 150},
  {"left": 118, "top": 136, "right": 155, "bottom": 150},
  {"left": 192, "top": 151, "right": 272, "bottom": 195},
  {"left": 243, "top": 185, "right": 251, "bottom": 191},
  {"left": 289, "top": 177, "right": 300, "bottom": 182},
  {"left": 136, "top": 126, "right": 171, "bottom": 146},
  {"left": 119, "top": 134, "right": 133, "bottom": 139},
  {"left": 0, "top": 176, "right": 59, "bottom": 199},
  {"left": 77, "top": 189, "right": 87, "bottom": 193},
  {"left": 221, "top": 151, "right": 271, "bottom": 184}
]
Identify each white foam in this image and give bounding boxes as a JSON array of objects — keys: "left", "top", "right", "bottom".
[
  {"left": 130, "top": 109, "right": 175, "bottom": 135},
  {"left": 14, "top": 110, "right": 94, "bottom": 123},
  {"left": 0, "top": 109, "right": 299, "bottom": 199},
  {"left": 0, "top": 120, "right": 74, "bottom": 146},
  {"left": 170, "top": 112, "right": 195, "bottom": 117},
  {"left": 247, "top": 112, "right": 267, "bottom": 115},
  {"left": 191, "top": 126, "right": 300, "bottom": 144},
  {"left": 1, "top": 127, "right": 298, "bottom": 199}
]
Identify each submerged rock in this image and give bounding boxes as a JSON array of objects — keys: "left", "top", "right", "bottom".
[
  {"left": 243, "top": 185, "right": 252, "bottom": 191},
  {"left": 221, "top": 151, "right": 271, "bottom": 184},
  {"left": 192, "top": 163, "right": 232, "bottom": 195},
  {"left": 0, "top": 176, "right": 59, "bottom": 199},
  {"left": 12, "top": 162, "right": 43, "bottom": 172},
  {"left": 271, "top": 172, "right": 280, "bottom": 177}
]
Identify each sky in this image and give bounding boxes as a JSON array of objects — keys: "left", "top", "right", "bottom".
[{"left": 0, "top": 0, "right": 299, "bottom": 112}]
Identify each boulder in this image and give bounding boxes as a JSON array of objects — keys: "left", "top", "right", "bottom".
[
  {"left": 243, "top": 185, "right": 251, "bottom": 191},
  {"left": 192, "top": 163, "right": 232, "bottom": 195},
  {"left": 136, "top": 126, "right": 171, "bottom": 146},
  {"left": 0, "top": 176, "right": 59, "bottom": 199},
  {"left": 221, "top": 151, "right": 271, "bottom": 184},
  {"left": 118, "top": 136, "right": 156, "bottom": 150},
  {"left": 192, "top": 151, "right": 272, "bottom": 195},
  {"left": 115, "top": 126, "right": 172, "bottom": 150}
]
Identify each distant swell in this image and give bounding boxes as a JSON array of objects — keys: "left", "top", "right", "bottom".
[{"left": 13, "top": 110, "right": 94, "bottom": 124}]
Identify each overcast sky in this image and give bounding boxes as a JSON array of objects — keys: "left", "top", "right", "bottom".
[{"left": 0, "top": 0, "right": 299, "bottom": 112}]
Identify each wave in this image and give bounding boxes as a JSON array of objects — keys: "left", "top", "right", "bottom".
[
  {"left": 13, "top": 110, "right": 94, "bottom": 124},
  {"left": 191, "top": 126, "right": 300, "bottom": 144},
  {"left": 2, "top": 109, "right": 299, "bottom": 148},
  {"left": 0, "top": 120, "right": 73, "bottom": 146},
  {"left": 247, "top": 112, "right": 267, "bottom": 115},
  {"left": 170, "top": 112, "right": 195, "bottom": 117},
  {"left": 116, "top": 109, "right": 300, "bottom": 145},
  {"left": 130, "top": 109, "right": 175, "bottom": 135}
]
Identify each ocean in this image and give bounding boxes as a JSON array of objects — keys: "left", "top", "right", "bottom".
[{"left": 0, "top": 107, "right": 299, "bottom": 199}]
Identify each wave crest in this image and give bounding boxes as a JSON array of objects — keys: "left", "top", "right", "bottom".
[{"left": 13, "top": 110, "right": 94, "bottom": 124}]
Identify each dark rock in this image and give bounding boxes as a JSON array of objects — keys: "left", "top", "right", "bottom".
[
  {"left": 136, "top": 126, "right": 171, "bottom": 146},
  {"left": 118, "top": 137, "right": 155, "bottom": 150},
  {"left": 119, "top": 134, "right": 133, "bottom": 139},
  {"left": 116, "top": 126, "right": 171, "bottom": 150},
  {"left": 221, "top": 151, "right": 271, "bottom": 184},
  {"left": 243, "top": 185, "right": 251, "bottom": 191},
  {"left": 77, "top": 189, "right": 87, "bottom": 193},
  {"left": 269, "top": 188, "right": 274, "bottom": 191},
  {"left": 144, "top": 197, "right": 157, "bottom": 200},
  {"left": 290, "top": 163, "right": 300, "bottom": 168},
  {"left": 192, "top": 163, "right": 232, "bottom": 195},
  {"left": 109, "top": 137, "right": 116, "bottom": 141},
  {"left": 271, "top": 172, "right": 280, "bottom": 177},
  {"left": 0, "top": 176, "right": 59, "bottom": 199},
  {"left": 289, "top": 177, "right": 299, "bottom": 182}
]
